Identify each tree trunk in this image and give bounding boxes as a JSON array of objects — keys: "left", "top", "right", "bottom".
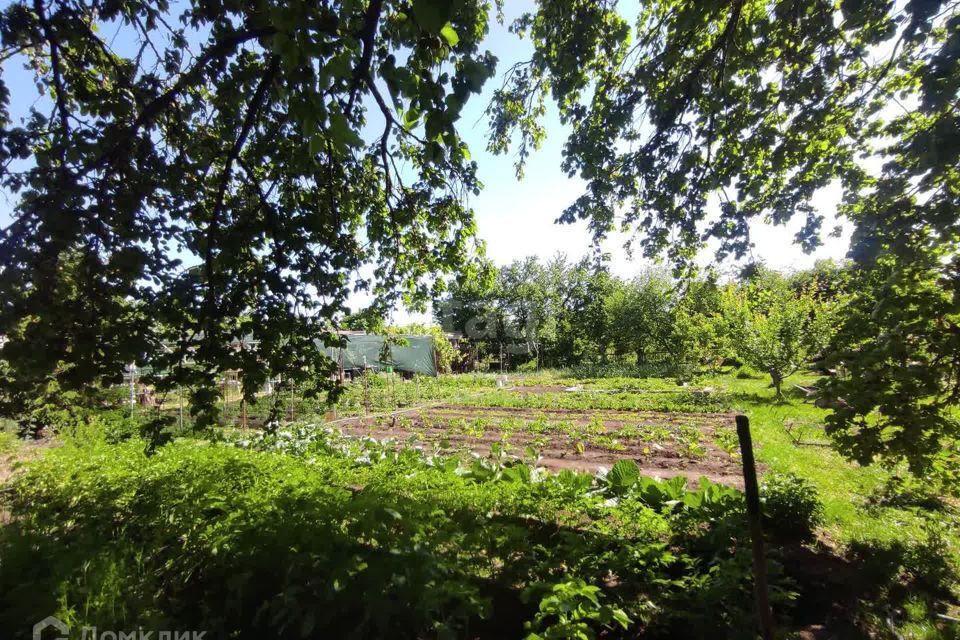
[{"left": 770, "top": 369, "right": 784, "bottom": 401}]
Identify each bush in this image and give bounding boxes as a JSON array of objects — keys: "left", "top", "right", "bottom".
[
  {"left": 759, "top": 473, "right": 824, "bottom": 541},
  {"left": 517, "top": 358, "right": 539, "bottom": 373}
]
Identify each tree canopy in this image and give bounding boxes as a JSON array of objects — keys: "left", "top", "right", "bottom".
[{"left": 0, "top": 0, "right": 497, "bottom": 425}]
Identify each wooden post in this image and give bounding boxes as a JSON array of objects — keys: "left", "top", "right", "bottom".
[
  {"left": 178, "top": 386, "right": 184, "bottom": 431},
  {"left": 241, "top": 396, "right": 247, "bottom": 429},
  {"left": 363, "top": 356, "right": 370, "bottom": 416},
  {"left": 128, "top": 364, "right": 136, "bottom": 416},
  {"left": 736, "top": 414, "right": 774, "bottom": 640}
]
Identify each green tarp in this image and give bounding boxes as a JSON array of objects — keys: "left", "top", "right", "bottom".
[{"left": 324, "top": 334, "right": 437, "bottom": 377}]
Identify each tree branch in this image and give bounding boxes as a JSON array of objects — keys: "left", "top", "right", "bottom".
[
  {"left": 33, "top": 0, "right": 70, "bottom": 167},
  {"left": 202, "top": 55, "right": 281, "bottom": 338},
  {"left": 347, "top": 0, "right": 384, "bottom": 113},
  {"left": 92, "top": 26, "right": 276, "bottom": 172}
]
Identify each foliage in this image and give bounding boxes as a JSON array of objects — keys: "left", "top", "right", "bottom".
[
  {"left": 439, "top": 253, "right": 615, "bottom": 368},
  {"left": 0, "top": 0, "right": 497, "bottom": 426},
  {"left": 721, "top": 280, "right": 839, "bottom": 399},
  {"left": 822, "top": 260, "right": 960, "bottom": 484},
  {"left": 759, "top": 473, "right": 825, "bottom": 542},
  {"left": 605, "top": 269, "right": 674, "bottom": 365},
  {"left": 3, "top": 371, "right": 960, "bottom": 637},
  {"left": 522, "top": 579, "right": 631, "bottom": 640},
  {"left": 440, "top": 255, "right": 726, "bottom": 371},
  {"left": 0, "top": 430, "right": 18, "bottom": 454},
  {"left": 0, "top": 434, "right": 785, "bottom": 638}
]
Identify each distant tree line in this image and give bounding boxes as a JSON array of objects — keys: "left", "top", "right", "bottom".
[{"left": 437, "top": 256, "right": 847, "bottom": 390}]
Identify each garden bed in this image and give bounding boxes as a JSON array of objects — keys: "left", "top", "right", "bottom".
[{"left": 332, "top": 404, "right": 749, "bottom": 487}]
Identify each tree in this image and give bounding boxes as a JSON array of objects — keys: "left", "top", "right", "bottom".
[
  {"left": 0, "top": 0, "right": 496, "bottom": 426},
  {"left": 605, "top": 270, "right": 675, "bottom": 365},
  {"left": 487, "top": 1, "right": 960, "bottom": 475},
  {"left": 670, "top": 306, "right": 728, "bottom": 374},
  {"left": 498, "top": 257, "right": 554, "bottom": 367},
  {"left": 552, "top": 256, "right": 616, "bottom": 365},
  {"left": 822, "top": 258, "right": 960, "bottom": 485},
  {"left": 722, "top": 282, "right": 838, "bottom": 400}
]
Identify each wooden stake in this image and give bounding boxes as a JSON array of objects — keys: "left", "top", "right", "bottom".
[
  {"left": 736, "top": 414, "right": 774, "bottom": 640},
  {"left": 363, "top": 357, "right": 370, "bottom": 416}
]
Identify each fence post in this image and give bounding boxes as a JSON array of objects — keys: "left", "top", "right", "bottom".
[
  {"left": 128, "top": 363, "right": 136, "bottom": 416},
  {"left": 363, "top": 356, "right": 371, "bottom": 416},
  {"left": 736, "top": 414, "right": 774, "bottom": 640}
]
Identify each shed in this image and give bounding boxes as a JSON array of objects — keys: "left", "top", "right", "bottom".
[{"left": 324, "top": 333, "right": 437, "bottom": 377}]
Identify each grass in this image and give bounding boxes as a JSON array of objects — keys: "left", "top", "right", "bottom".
[
  {"left": 706, "top": 373, "right": 935, "bottom": 547},
  {"left": 0, "top": 431, "right": 19, "bottom": 455}
]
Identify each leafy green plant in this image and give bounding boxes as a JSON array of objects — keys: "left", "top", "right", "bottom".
[
  {"left": 604, "top": 460, "right": 641, "bottom": 495},
  {"left": 713, "top": 427, "right": 740, "bottom": 458},
  {"left": 522, "top": 579, "right": 631, "bottom": 640},
  {"left": 0, "top": 428, "right": 792, "bottom": 638},
  {"left": 760, "top": 473, "right": 824, "bottom": 541}
]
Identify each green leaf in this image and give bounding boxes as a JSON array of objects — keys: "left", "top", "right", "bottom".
[
  {"left": 440, "top": 24, "right": 460, "bottom": 47},
  {"left": 607, "top": 459, "right": 640, "bottom": 493},
  {"left": 308, "top": 135, "right": 323, "bottom": 156},
  {"left": 412, "top": 0, "right": 452, "bottom": 33},
  {"left": 403, "top": 107, "right": 421, "bottom": 129}
]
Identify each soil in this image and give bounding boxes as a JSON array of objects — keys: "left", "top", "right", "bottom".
[{"left": 331, "top": 404, "right": 750, "bottom": 488}]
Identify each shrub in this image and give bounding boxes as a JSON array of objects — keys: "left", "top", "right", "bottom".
[
  {"left": 902, "top": 518, "right": 957, "bottom": 593},
  {"left": 759, "top": 473, "right": 824, "bottom": 541},
  {"left": 517, "top": 358, "right": 539, "bottom": 373}
]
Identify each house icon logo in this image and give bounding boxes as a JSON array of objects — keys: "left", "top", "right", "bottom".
[{"left": 33, "top": 615, "right": 68, "bottom": 640}]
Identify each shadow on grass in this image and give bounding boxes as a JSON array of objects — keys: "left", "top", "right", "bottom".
[
  {"left": 779, "top": 532, "right": 960, "bottom": 639},
  {"left": 862, "top": 476, "right": 951, "bottom": 514}
]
